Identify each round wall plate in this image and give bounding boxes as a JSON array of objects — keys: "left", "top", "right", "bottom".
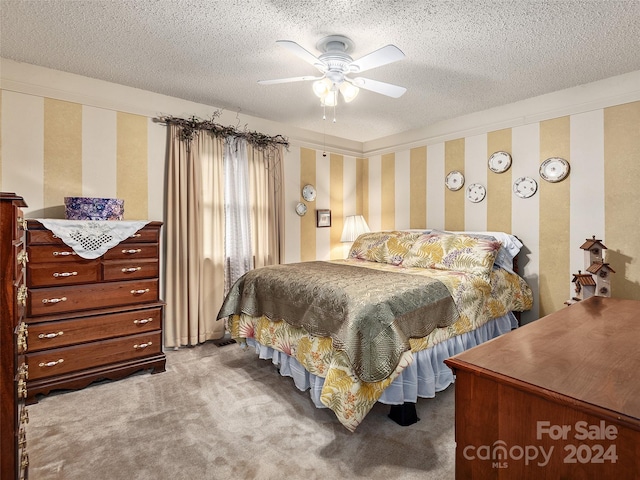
[
  {"left": 295, "top": 202, "right": 307, "bottom": 216},
  {"left": 539, "top": 157, "right": 570, "bottom": 183},
  {"left": 513, "top": 176, "right": 538, "bottom": 198},
  {"left": 445, "top": 170, "right": 465, "bottom": 191},
  {"left": 488, "top": 151, "right": 512, "bottom": 173},
  {"left": 302, "top": 184, "right": 316, "bottom": 201},
  {"left": 466, "top": 183, "right": 486, "bottom": 203}
]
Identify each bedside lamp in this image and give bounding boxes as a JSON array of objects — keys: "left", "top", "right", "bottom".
[{"left": 340, "top": 215, "right": 370, "bottom": 242}]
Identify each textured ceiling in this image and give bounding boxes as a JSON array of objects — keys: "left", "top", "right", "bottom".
[{"left": 2, "top": 1, "right": 640, "bottom": 143}]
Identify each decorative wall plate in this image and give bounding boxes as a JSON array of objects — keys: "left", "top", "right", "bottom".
[
  {"left": 302, "top": 184, "right": 316, "bottom": 201},
  {"left": 539, "top": 157, "right": 570, "bottom": 183},
  {"left": 295, "top": 202, "right": 307, "bottom": 216},
  {"left": 445, "top": 170, "right": 465, "bottom": 191},
  {"left": 488, "top": 151, "right": 512, "bottom": 173},
  {"left": 513, "top": 176, "right": 538, "bottom": 198},
  {"left": 466, "top": 183, "right": 486, "bottom": 203}
]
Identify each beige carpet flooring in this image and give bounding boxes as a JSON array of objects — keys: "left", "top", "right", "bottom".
[{"left": 26, "top": 341, "right": 456, "bottom": 480}]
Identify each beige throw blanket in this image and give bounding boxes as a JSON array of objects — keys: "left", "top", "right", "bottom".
[{"left": 218, "top": 261, "right": 459, "bottom": 382}]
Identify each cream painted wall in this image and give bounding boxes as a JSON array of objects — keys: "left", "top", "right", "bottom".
[{"left": 2, "top": 59, "right": 640, "bottom": 324}]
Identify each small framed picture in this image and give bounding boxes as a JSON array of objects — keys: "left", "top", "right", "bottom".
[{"left": 316, "top": 209, "right": 331, "bottom": 228}]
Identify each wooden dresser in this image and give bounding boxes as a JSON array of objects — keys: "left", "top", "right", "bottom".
[
  {"left": 1, "top": 193, "right": 29, "bottom": 480},
  {"left": 24, "top": 219, "right": 166, "bottom": 403},
  {"left": 445, "top": 297, "right": 640, "bottom": 479}
]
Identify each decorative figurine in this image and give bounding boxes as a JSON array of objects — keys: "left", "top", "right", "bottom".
[{"left": 565, "top": 235, "right": 615, "bottom": 306}]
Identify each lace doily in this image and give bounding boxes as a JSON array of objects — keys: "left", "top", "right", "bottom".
[{"left": 35, "top": 219, "right": 151, "bottom": 259}]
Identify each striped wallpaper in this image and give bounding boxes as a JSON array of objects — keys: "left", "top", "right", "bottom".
[
  {"left": 286, "top": 102, "right": 640, "bottom": 323},
  {"left": 2, "top": 66, "right": 640, "bottom": 325},
  {"left": 0, "top": 91, "right": 165, "bottom": 221}
]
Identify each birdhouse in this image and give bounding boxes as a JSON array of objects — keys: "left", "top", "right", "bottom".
[
  {"left": 571, "top": 271, "right": 596, "bottom": 300},
  {"left": 586, "top": 262, "right": 616, "bottom": 297},
  {"left": 567, "top": 235, "right": 615, "bottom": 306},
  {"left": 580, "top": 235, "right": 607, "bottom": 266}
]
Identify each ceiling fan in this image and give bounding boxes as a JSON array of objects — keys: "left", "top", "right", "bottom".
[{"left": 258, "top": 35, "right": 407, "bottom": 104}]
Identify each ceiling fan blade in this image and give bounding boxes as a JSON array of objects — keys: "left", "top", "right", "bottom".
[
  {"left": 352, "top": 77, "right": 407, "bottom": 98},
  {"left": 349, "top": 45, "right": 405, "bottom": 73},
  {"left": 276, "top": 40, "right": 326, "bottom": 72},
  {"left": 258, "top": 75, "right": 324, "bottom": 85}
]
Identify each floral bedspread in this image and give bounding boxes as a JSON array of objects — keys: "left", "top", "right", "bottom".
[
  {"left": 228, "top": 259, "right": 533, "bottom": 431},
  {"left": 218, "top": 261, "right": 458, "bottom": 382}
]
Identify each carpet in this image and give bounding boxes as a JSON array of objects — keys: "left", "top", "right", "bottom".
[{"left": 26, "top": 341, "right": 456, "bottom": 480}]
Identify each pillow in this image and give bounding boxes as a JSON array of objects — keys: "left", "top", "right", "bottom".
[
  {"left": 402, "top": 232, "right": 502, "bottom": 278},
  {"left": 348, "top": 230, "right": 422, "bottom": 265},
  {"left": 431, "top": 229, "right": 521, "bottom": 273}
]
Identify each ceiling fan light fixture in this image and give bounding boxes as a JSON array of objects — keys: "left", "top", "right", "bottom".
[
  {"left": 312, "top": 78, "right": 332, "bottom": 97},
  {"left": 339, "top": 82, "right": 359, "bottom": 103},
  {"left": 261, "top": 35, "right": 407, "bottom": 107},
  {"left": 321, "top": 90, "right": 338, "bottom": 107}
]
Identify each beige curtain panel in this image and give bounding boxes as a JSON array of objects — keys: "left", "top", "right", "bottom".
[{"left": 164, "top": 126, "right": 284, "bottom": 348}]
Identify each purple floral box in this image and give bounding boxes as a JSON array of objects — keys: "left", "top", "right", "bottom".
[{"left": 64, "top": 197, "right": 124, "bottom": 220}]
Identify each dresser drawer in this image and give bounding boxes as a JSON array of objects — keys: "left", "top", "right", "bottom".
[
  {"left": 27, "top": 279, "right": 159, "bottom": 316},
  {"left": 26, "top": 331, "right": 162, "bottom": 380},
  {"left": 27, "top": 306, "right": 163, "bottom": 351},
  {"left": 28, "top": 244, "right": 81, "bottom": 263},
  {"left": 28, "top": 224, "right": 159, "bottom": 245},
  {"left": 27, "top": 260, "right": 100, "bottom": 287},
  {"left": 121, "top": 227, "right": 159, "bottom": 243},
  {"left": 102, "top": 259, "right": 159, "bottom": 281},
  {"left": 27, "top": 228, "right": 65, "bottom": 245},
  {"left": 103, "top": 243, "right": 158, "bottom": 260}
]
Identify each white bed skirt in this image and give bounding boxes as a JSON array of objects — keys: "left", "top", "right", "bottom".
[{"left": 245, "top": 312, "right": 518, "bottom": 408}]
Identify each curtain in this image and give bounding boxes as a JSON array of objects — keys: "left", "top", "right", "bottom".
[
  {"left": 224, "top": 137, "right": 252, "bottom": 292},
  {"left": 164, "top": 126, "right": 284, "bottom": 348},
  {"left": 165, "top": 128, "right": 225, "bottom": 347},
  {"left": 248, "top": 145, "right": 284, "bottom": 268}
]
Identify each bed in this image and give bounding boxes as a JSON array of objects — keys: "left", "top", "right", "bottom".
[{"left": 218, "top": 229, "right": 533, "bottom": 431}]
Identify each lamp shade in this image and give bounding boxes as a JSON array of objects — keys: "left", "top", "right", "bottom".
[
  {"left": 340, "top": 214, "right": 370, "bottom": 242},
  {"left": 339, "top": 82, "right": 360, "bottom": 103},
  {"left": 313, "top": 78, "right": 332, "bottom": 97}
]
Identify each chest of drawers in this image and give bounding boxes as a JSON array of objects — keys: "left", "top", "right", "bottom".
[
  {"left": 24, "top": 219, "right": 166, "bottom": 403},
  {"left": 445, "top": 297, "right": 639, "bottom": 479},
  {"left": 0, "top": 192, "right": 29, "bottom": 480}
]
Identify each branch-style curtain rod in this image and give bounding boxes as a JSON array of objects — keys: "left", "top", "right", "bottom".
[{"left": 155, "top": 111, "right": 289, "bottom": 152}]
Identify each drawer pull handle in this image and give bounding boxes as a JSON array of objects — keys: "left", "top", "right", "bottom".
[
  {"left": 42, "top": 296, "right": 67, "bottom": 304},
  {"left": 53, "top": 251, "right": 77, "bottom": 256},
  {"left": 53, "top": 271, "right": 78, "bottom": 278},
  {"left": 122, "top": 267, "right": 142, "bottom": 273},
  {"left": 131, "top": 288, "right": 150, "bottom": 295},
  {"left": 18, "top": 379, "right": 27, "bottom": 399},
  {"left": 17, "top": 323, "right": 28, "bottom": 353},
  {"left": 39, "top": 358, "right": 64, "bottom": 368},
  {"left": 17, "top": 250, "right": 28, "bottom": 267},
  {"left": 122, "top": 248, "right": 142, "bottom": 254},
  {"left": 129, "top": 233, "right": 141, "bottom": 238},
  {"left": 38, "top": 331, "right": 64, "bottom": 339},
  {"left": 20, "top": 406, "right": 29, "bottom": 424},
  {"left": 134, "top": 318, "right": 153, "bottom": 325},
  {"left": 17, "top": 285, "right": 28, "bottom": 307},
  {"left": 134, "top": 341, "right": 153, "bottom": 349}
]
